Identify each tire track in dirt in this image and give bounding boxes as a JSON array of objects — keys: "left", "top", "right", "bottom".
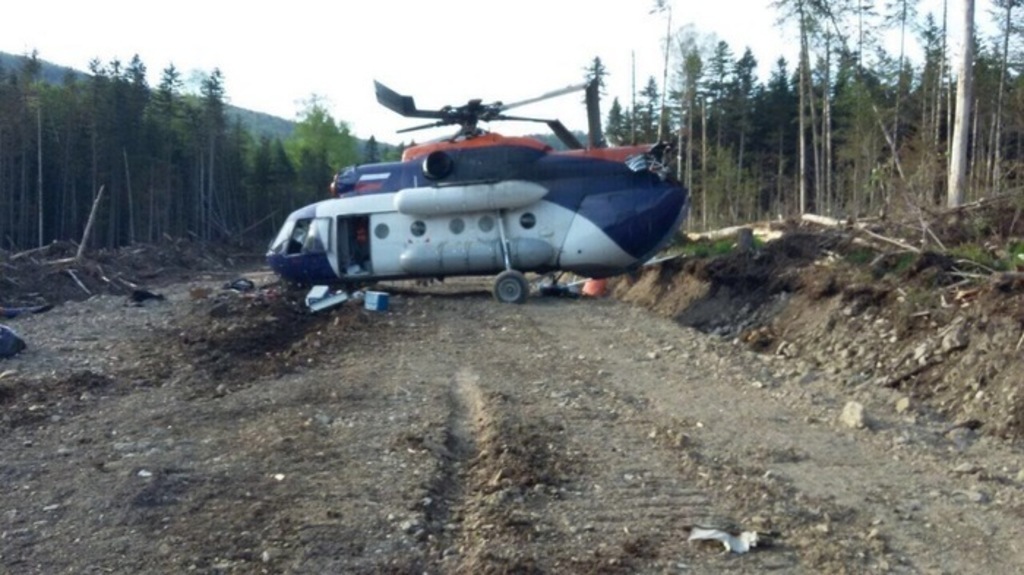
[
  {"left": 421, "top": 367, "right": 484, "bottom": 562},
  {"left": 421, "top": 298, "right": 723, "bottom": 572}
]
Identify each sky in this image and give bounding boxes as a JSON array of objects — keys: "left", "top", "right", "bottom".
[{"left": 2, "top": 0, "right": 987, "bottom": 145}]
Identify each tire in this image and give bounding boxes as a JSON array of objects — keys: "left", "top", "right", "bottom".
[{"left": 493, "top": 270, "right": 529, "bottom": 304}]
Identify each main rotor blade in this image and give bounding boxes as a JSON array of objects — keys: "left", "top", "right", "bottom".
[
  {"left": 547, "top": 120, "right": 584, "bottom": 150},
  {"left": 500, "top": 81, "right": 589, "bottom": 112},
  {"left": 374, "top": 80, "right": 444, "bottom": 119},
  {"left": 494, "top": 115, "right": 583, "bottom": 150},
  {"left": 396, "top": 120, "right": 449, "bottom": 134}
]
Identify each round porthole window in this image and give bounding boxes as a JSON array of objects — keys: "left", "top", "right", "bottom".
[
  {"left": 449, "top": 218, "right": 465, "bottom": 234},
  {"left": 411, "top": 220, "right": 426, "bottom": 237},
  {"left": 520, "top": 213, "right": 536, "bottom": 229},
  {"left": 374, "top": 223, "right": 389, "bottom": 239},
  {"left": 479, "top": 215, "right": 495, "bottom": 233}
]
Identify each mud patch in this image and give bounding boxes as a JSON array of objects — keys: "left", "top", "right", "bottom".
[
  {"left": 0, "top": 370, "right": 115, "bottom": 429},
  {"left": 149, "top": 291, "right": 378, "bottom": 398}
]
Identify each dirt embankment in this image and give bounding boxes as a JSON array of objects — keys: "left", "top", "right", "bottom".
[{"left": 614, "top": 224, "right": 1024, "bottom": 441}]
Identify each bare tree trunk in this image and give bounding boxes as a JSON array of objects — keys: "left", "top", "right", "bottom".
[
  {"left": 631, "top": 51, "right": 637, "bottom": 146},
  {"left": 823, "top": 35, "right": 833, "bottom": 216},
  {"left": 657, "top": 6, "right": 671, "bottom": 143},
  {"left": 701, "top": 99, "right": 708, "bottom": 230},
  {"left": 777, "top": 132, "right": 785, "bottom": 217},
  {"left": 36, "top": 103, "right": 43, "bottom": 247},
  {"left": 798, "top": 41, "right": 809, "bottom": 214},
  {"left": 992, "top": 0, "right": 1013, "bottom": 194},
  {"left": 685, "top": 94, "right": 694, "bottom": 222},
  {"left": 77, "top": 185, "right": 105, "bottom": 261},
  {"left": 948, "top": 0, "right": 974, "bottom": 208},
  {"left": 123, "top": 149, "right": 135, "bottom": 244}
]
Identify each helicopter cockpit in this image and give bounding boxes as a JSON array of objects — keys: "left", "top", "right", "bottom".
[{"left": 268, "top": 217, "right": 330, "bottom": 257}]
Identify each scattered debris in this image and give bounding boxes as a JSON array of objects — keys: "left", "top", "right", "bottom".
[
  {"left": 364, "top": 291, "right": 389, "bottom": 312},
  {"left": 128, "top": 289, "right": 165, "bottom": 304},
  {"left": 0, "top": 325, "right": 27, "bottom": 358},
  {"left": 582, "top": 278, "right": 608, "bottom": 297},
  {"left": 688, "top": 526, "right": 760, "bottom": 554},
  {"left": 1, "top": 304, "right": 54, "bottom": 319},
  {"left": 223, "top": 278, "right": 256, "bottom": 292},
  {"left": 306, "top": 285, "right": 349, "bottom": 312}
]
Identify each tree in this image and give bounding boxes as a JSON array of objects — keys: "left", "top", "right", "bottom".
[
  {"left": 990, "top": 0, "right": 1021, "bottom": 193},
  {"left": 948, "top": 0, "right": 974, "bottom": 208},
  {"left": 773, "top": 0, "right": 826, "bottom": 214},
  {"left": 286, "top": 96, "right": 358, "bottom": 202},
  {"left": 637, "top": 76, "right": 662, "bottom": 143},
  {"left": 604, "top": 97, "right": 630, "bottom": 145},
  {"left": 363, "top": 135, "right": 381, "bottom": 164},
  {"left": 673, "top": 29, "right": 704, "bottom": 223},
  {"left": 651, "top": 0, "right": 673, "bottom": 141},
  {"left": 199, "top": 68, "right": 227, "bottom": 240},
  {"left": 583, "top": 56, "right": 609, "bottom": 94}
]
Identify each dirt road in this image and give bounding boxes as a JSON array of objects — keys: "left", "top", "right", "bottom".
[{"left": 2, "top": 272, "right": 1023, "bottom": 573}]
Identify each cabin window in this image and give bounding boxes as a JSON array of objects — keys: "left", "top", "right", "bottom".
[
  {"left": 479, "top": 215, "right": 495, "bottom": 233},
  {"left": 520, "top": 213, "right": 536, "bottom": 230},
  {"left": 375, "top": 223, "right": 390, "bottom": 239},
  {"left": 449, "top": 218, "right": 465, "bottom": 235},
  {"left": 411, "top": 220, "right": 427, "bottom": 237}
]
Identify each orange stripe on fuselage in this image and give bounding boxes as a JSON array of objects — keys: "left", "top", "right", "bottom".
[
  {"left": 402, "top": 132, "right": 652, "bottom": 164},
  {"left": 555, "top": 145, "right": 650, "bottom": 162},
  {"left": 402, "top": 133, "right": 552, "bottom": 161}
]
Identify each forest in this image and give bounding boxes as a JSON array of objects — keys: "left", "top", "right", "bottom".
[{"left": 0, "top": 0, "right": 1021, "bottom": 251}]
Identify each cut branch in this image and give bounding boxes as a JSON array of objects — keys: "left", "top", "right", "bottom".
[
  {"left": 77, "top": 185, "right": 105, "bottom": 262},
  {"left": 66, "top": 269, "right": 91, "bottom": 296}
]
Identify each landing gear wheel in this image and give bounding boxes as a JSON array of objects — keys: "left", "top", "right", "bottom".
[{"left": 493, "top": 270, "right": 529, "bottom": 304}]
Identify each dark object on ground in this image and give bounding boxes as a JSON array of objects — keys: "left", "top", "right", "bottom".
[
  {"left": 539, "top": 284, "right": 581, "bottom": 298},
  {"left": 1, "top": 305, "right": 54, "bottom": 319},
  {"left": 129, "top": 289, "right": 165, "bottom": 304},
  {"left": 0, "top": 325, "right": 27, "bottom": 358},
  {"left": 223, "top": 278, "right": 256, "bottom": 292}
]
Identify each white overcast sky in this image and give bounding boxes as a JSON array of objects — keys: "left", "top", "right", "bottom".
[{"left": 2, "top": 0, "right": 987, "bottom": 144}]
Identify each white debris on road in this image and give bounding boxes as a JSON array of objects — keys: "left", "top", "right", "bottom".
[{"left": 688, "top": 527, "right": 760, "bottom": 554}]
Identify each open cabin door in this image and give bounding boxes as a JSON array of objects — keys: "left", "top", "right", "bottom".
[{"left": 336, "top": 215, "right": 372, "bottom": 275}]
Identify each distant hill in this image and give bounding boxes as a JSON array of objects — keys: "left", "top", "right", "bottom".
[
  {"left": 0, "top": 51, "right": 85, "bottom": 84},
  {"left": 0, "top": 51, "right": 580, "bottom": 153},
  {"left": 226, "top": 107, "right": 295, "bottom": 140},
  {"left": 0, "top": 51, "right": 295, "bottom": 140}
]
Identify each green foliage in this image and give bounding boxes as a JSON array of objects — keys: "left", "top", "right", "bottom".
[
  {"left": 947, "top": 242, "right": 1021, "bottom": 272},
  {"left": 285, "top": 96, "right": 359, "bottom": 201},
  {"left": 844, "top": 247, "right": 877, "bottom": 266},
  {"left": 1009, "top": 242, "right": 1024, "bottom": 268}
]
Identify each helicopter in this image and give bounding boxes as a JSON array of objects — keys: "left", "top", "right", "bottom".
[{"left": 266, "top": 78, "right": 689, "bottom": 304}]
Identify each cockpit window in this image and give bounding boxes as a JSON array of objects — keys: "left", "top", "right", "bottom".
[{"left": 268, "top": 217, "right": 331, "bottom": 255}]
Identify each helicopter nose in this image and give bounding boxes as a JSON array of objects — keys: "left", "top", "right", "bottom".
[
  {"left": 583, "top": 182, "right": 688, "bottom": 259},
  {"left": 559, "top": 182, "right": 687, "bottom": 275}
]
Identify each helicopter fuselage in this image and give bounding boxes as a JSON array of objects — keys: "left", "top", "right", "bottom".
[{"left": 267, "top": 135, "right": 688, "bottom": 290}]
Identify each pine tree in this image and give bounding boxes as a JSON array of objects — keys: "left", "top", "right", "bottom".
[
  {"left": 605, "top": 98, "right": 629, "bottom": 145},
  {"left": 363, "top": 135, "right": 381, "bottom": 163}
]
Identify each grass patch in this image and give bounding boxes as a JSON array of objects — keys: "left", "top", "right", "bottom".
[
  {"left": 670, "top": 235, "right": 764, "bottom": 259},
  {"left": 948, "top": 243, "right": 1006, "bottom": 272},
  {"left": 844, "top": 247, "right": 877, "bottom": 266}
]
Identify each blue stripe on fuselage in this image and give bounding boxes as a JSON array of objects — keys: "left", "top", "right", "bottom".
[{"left": 333, "top": 145, "right": 688, "bottom": 258}]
